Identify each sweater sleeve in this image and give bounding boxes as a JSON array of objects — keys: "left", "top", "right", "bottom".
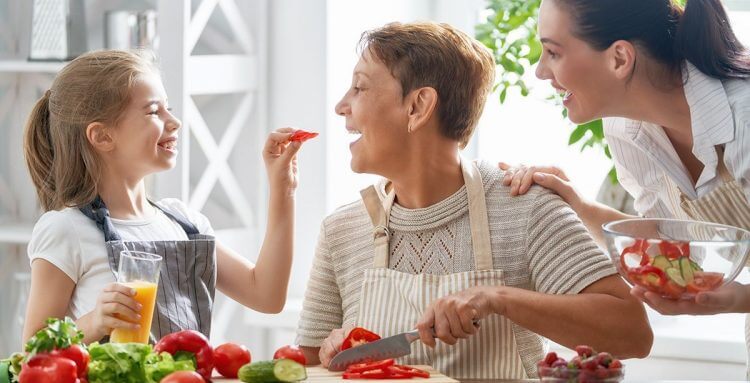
[
  {"left": 296, "top": 221, "right": 344, "bottom": 347},
  {"left": 525, "top": 190, "right": 617, "bottom": 294}
]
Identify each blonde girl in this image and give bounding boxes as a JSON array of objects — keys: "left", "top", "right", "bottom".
[{"left": 22, "top": 50, "right": 307, "bottom": 344}]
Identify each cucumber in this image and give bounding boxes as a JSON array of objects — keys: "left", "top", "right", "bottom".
[
  {"left": 679, "top": 257, "right": 695, "bottom": 284},
  {"left": 238, "top": 360, "right": 307, "bottom": 383},
  {"left": 651, "top": 255, "right": 671, "bottom": 271},
  {"left": 0, "top": 361, "right": 10, "bottom": 383},
  {"left": 689, "top": 259, "right": 703, "bottom": 272},
  {"left": 666, "top": 267, "right": 687, "bottom": 287}
]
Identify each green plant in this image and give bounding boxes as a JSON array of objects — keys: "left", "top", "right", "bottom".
[{"left": 476, "top": 0, "right": 616, "bottom": 183}]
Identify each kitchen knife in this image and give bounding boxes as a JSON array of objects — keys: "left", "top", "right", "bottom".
[
  {"left": 328, "top": 320, "right": 480, "bottom": 372},
  {"left": 328, "top": 329, "right": 420, "bottom": 371}
]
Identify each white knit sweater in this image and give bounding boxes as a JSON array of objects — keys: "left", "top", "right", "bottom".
[{"left": 296, "top": 160, "right": 617, "bottom": 376}]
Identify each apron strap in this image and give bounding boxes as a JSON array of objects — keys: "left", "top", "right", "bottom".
[
  {"left": 359, "top": 159, "right": 494, "bottom": 271},
  {"left": 715, "top": 145, "right": 734, "bottom": 183},
  {"left": 79, "top": 196, "right": 122, "bottom": 242},
  {"left": 79, "top": 197, "right": 201, "bottom": 242},
  {"left": 360, "top": 185, "right": 396, "bottom": 268},
  {"left": 462, "top": 160, "right": 493, "bottom": 271}
]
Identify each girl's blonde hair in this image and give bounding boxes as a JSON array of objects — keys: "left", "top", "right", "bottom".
[{"left": 24, "top": 49, "right": 159, "bottom": 211}]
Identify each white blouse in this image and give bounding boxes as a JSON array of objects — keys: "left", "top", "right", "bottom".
[{"left": 604, "top": 63, "right": 750, "bottom": 219}]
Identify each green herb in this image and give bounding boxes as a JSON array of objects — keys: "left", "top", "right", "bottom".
[{"left": 24, "top": 317, "right": 84, "bottom": 358}]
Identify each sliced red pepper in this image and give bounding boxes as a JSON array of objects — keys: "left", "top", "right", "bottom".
[
  {"left": 343, "top": 369, "right": 391, "bottom": 379},
  {"left": 630, "top": 265, "right": 667, "bottom": 291},
  {"left": 387, "top": 365, "right": 430, "bottom": 378},
  {"left": 620, "top": 239, "right": 650, "bottom": 271},
  {"left": 341, "top": 327, "right": 381, "bottom": 351},
  {"left": 154, "top": 330, "right": 214, "bottom": 381},
  {"left": 346, "top": 359, "right": 395, "bottom": 373},
  {"left": 289, "top": 130, "right": 319, "bottom": 142}
]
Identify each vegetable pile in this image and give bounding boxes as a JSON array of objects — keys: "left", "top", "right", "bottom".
[{"left": 620, "top": 239, "right": 724, "bottom": 299}]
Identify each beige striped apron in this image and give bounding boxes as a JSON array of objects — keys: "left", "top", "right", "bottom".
[
  {"left": 663, "top": 147, "right": 750, "bottom": 378},
  {"left": 355, "top": 160, "right": 528, "bottom": 380}
]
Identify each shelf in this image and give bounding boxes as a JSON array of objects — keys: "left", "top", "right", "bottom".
[
  {"left": 0, "top": 222, "right": 34, "bottom": 244},
  {"left": 0, "top": 60, "right": 67, "bottom": 73}
]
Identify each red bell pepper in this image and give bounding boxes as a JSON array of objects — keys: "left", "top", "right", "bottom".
[
  {"left": 19, "top": 354, "right": 79, "bottom": 383},
  {"left": 289, "top": 130, "right": 319, "bottom": 142},
  {"left": 386, "top": 365, "right": 430, "bottom": 378},
  {"left": 154, "top": 330, "right": 214, "bottom": 381},
  {"left": 341, "top": 327, "right": 381, "bottom": 351},
  {"left": 620, "top": 239, "right": 651, "bottom": 271},
  {"left": 346, "top": 359, "right": 395, "bottom": 373},
  {"left": 50, "top": 345, "right": 89, "bottom": 378}
]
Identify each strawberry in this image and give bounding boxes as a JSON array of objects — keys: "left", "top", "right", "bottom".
[
  {"left": 575, "top": 345, "right": 595, "bottom": 358},
  {"left": 542, "top": 351, "right": 558, "bottom": 366}
]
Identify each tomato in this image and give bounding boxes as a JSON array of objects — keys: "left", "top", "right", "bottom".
[
  {"left": 347, "top": 359, "right": 395, "bottom": 373},
  {"left": 160, "top": 371, "right": 204, "bottom": 383},
  {"left": 687, "top": 271, "right": 725, "bottom": 293},
  {"left": 273, "top": 345, "right": 306, "bottom": 365},
  {"left": 658, "top": 241, "right": 683, "bottom": 260},
  {"left": 214, "top": 343, "right": 251, "bottom": 378}
]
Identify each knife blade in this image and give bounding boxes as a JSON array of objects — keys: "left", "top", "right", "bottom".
[
  {"left": 328, "top": 329, "right": 420, "bottom": 371},
  {"left": 328, "top": 320, "right": 480, "bottom": 372}
]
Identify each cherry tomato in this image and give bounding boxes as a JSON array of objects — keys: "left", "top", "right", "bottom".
[
  {"left": 273, "top": 345, "right": 306, "bottom": 365},
  {"left": 214, "top": 343, "right": 251, "bottom": 378},
  {"left": 160, "top": 371, "right": 204, "bottom": 383}
]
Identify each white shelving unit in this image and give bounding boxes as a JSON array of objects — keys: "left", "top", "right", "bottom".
[{"left": 0, "top": 0, "right": 269, "bottom": 349}]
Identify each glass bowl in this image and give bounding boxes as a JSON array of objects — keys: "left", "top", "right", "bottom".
[
  {"left": 538, "top": 366, "right": 623, "bottom": 383},
  {"left": 602, "top": 218, "right": 750, "bottom": 300}
]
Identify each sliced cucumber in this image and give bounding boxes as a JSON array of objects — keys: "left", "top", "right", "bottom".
[
  {"left": 689, "top": 259, "right": 703, "bottom": 272},
  {"left": 651, "top": 255, "right": 671, "bottom": 271},
  {"left": 238, "top": 360, "right": 307, "bottom": 383},
  {"left": 679, "top": 257, "right": 695, "bottom": 284},
  {"left": 274, "top": 359, "right": 307, "bottom": 382},
  {"left": 666, "top": 267, "right": 687, "bottom": 287}
]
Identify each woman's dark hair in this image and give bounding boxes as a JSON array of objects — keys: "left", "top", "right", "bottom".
[{"left": 554, "top": 0, "right": 750, "bottom": 80}]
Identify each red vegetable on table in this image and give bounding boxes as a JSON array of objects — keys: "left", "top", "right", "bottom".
[
  {"left": 18, "top": 354, "right": 79, "bottom": 383},
  {"left": 154, "top": 330, "right": 214, "bottom": 381},
  {"left": 214, "top": 343, "right": 251, "bottom": 378},
  {"left": 341, "top": 327, "right": 381, "bottom": 351},
  {"left": 273, "top": 345, "right": 306, "bottom": 365}
]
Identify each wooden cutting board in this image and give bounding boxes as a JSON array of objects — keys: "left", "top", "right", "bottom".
[{"left": 214, "top": 365, "right": 458, "bottom": 383}]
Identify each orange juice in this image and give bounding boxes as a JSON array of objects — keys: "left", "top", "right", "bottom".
[{"left": 110, "top": 280, "right": 158, "bottom": 343}]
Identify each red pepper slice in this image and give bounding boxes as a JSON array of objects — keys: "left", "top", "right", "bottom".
[
  {"left": 630, "top": 265, "right": 667, "bottom": 290},
  {"left": 289, "top": 130, "right": 319, "bottom": 142},
  {"left": 620, "top": 239, "right": 650, "bottom": 271},
  {"left": 346, "top": 359, "right": 395, "bottom": 373},
  {"left": 154, "top": 330, "right": 214, "bottom": 381},
  {"left": 341, "top": 327, "right": 381, "bottom": 351},
  {"left": 343, "top": 369, "right": 391, "bottom": 379},
  {"left": 387, "top": 365, "right": 430, "bottom": 378}
]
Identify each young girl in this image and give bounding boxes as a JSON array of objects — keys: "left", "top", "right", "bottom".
[{"left": 22, "top": 49, "right": 308, "bottom": 344}]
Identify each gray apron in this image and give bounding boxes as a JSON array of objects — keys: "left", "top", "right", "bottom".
[{"left": 80, "top": 197, "right": 216, "bottom": 341}]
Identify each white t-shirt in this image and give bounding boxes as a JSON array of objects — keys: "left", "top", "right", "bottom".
[{"left": 27, "top": 198, "right": 214, "bottom": 320}]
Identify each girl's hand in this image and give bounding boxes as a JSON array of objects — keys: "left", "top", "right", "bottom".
[
  {"left": 631, "top": 282, "right": 750, "bottom": 315},
  {"left": 263, "top": 128, "right": 305, "bottom": 194},
  {"left": 88, "top": 283, "right": 142, "bottom": 340}
]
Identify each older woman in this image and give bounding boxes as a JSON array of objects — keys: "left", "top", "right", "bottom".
[{"left": 295, "top": 22, "right": 652, "bottom": 379}]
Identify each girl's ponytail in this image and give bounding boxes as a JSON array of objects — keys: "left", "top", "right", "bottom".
[
  {"left": 23, "top": 90, "right": 56, "bottom": 211},
  {"left": 675, "top": 0, "right": 750, "bottom": 79}
]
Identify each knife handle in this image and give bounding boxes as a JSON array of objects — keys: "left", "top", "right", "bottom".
[{"left": 406, "top": 319, "right": 481, "bottom": 342}]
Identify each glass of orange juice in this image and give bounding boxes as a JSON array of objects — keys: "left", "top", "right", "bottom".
[{"left": 110, "top": 250, "right": 162, "bottom": 343}]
